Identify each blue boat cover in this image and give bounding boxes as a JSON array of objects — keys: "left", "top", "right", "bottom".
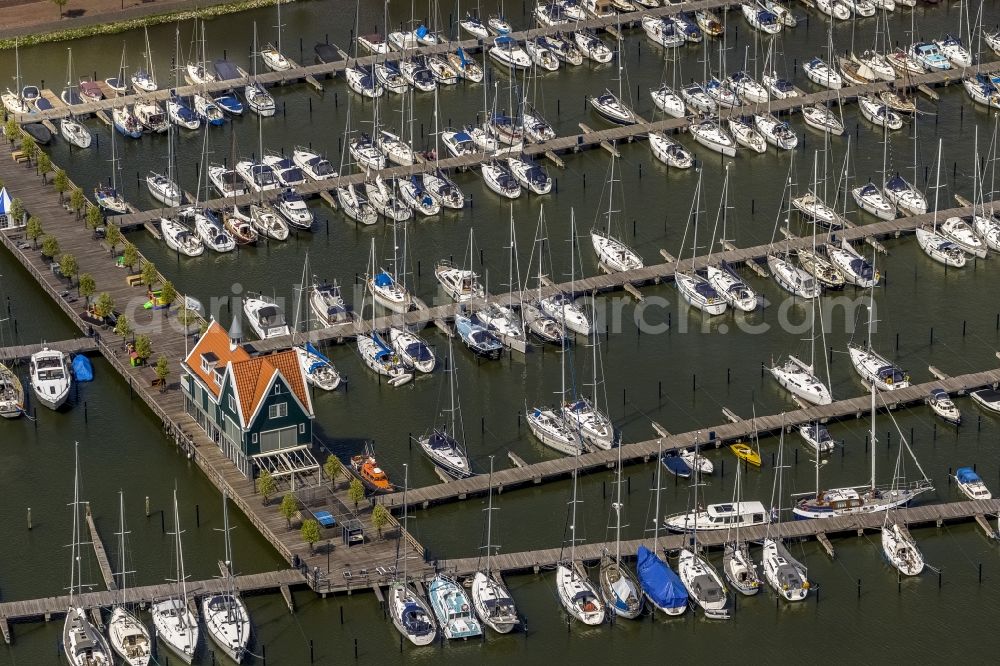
[
  {"left": 661, "top": 453, "right": 691, "bottom": 478},
  {"left": 305, "top": 341, "right": 332, "bottom": 365},
  {"left": 454, "top": 131, "right": 473, "bottom": 143},
  {"left": 636, "top": 546, "right": 687, "bottom": 610},
  {"left": 416, "top": 25, "right": 428, "bottom": 38},
  {"left": 495, "top": 36, "right": 514, "bottom": 46},
  {"left": 371, "top": 332, "right": 393, "bottom": 360},
  {"left": 373, "top": 271, "right": 394, "bottom": 288},
  {"left": 72, "top": 355, "right": 94, "bottom": 381},
  {"left": 956, "top": 467, "right": 981, "bottom": 484},
  {"left": 457, "top": 48, "right": 470, "bottom": 66}
]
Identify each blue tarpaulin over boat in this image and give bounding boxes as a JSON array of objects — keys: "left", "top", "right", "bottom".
[
  {"left": 415, "top": 25, "right": 428, "bottom": 38},
  {"left": 373, "top": 271, "right": 394, "bottom": 288},
  {"left": 456, "top": 48, "right": 470, "bottom": 66},
  {"left": 636, "top": 546, "right": 687, "bottom": 611},
  {"left": 72, "top": 355, "right": 94, "bottom": 381},
  {"left": 956, "top": 467, "right": 982, "bottom": 484}
]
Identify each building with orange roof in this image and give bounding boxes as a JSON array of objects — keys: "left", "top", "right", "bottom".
[{"left": 180, "top": 320, "right": 315, "bottom": 479}]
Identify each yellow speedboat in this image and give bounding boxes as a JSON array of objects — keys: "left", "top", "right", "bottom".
[{"left": 729, "top": 442, "right": 761, "bottom": 467}]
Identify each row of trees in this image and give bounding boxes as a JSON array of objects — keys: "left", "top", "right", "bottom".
[{"left": 256, "top": 456, "right": 392, "bottom": 552}]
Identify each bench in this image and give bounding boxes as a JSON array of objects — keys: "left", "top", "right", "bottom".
[
  {"left": 11, "top": 150, "right": 26, "bottom": 163},
  {"left": 125, "top": 274, "right": 143, "bottom": 287}
]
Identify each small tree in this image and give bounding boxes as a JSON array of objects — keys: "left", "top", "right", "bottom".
[
  {"left": 301, "top": 519, "right": 321, "bottom": 553},
  {"left": 25, "top": 217, "right": 42, "bottom": 247},
  {"left": 51, "top": 0, "right": 68, "bottom": 18},
  {"left": 20, "top": 134, "right": 36, "bottom": 164},
  {"left": 8, "top": 198, "right": 24, "bottom": 228},
  {"left": 134, "top": 334, "right": 152, "bottom": 362},
  {"left": 114, "top": 314, "right": 132, "bottom": 343},
  {"left": 58, "top": 253, "right": 78, "bottom": 284},
  {"left": 154, "top": 354, "right": 170, "bottom": 390},
  {"left": 141, "top": 260, "right": 159, "bottom": 288},
  {"left": 86, "top": 203, "right": 103, "bottom": 231},
  {"left": 70, "top": 188, "right": 86, "bottom": 219},
  {"left": 93, "top": 292, "right": 115, "bottom": 319},
  {"left": 78, "top": 273, "right": 96, "bottom": 305},
  {"left": 160, "top": 280, "right": 177, "bottom": 308},
  {"left": 256, "top": 469, "right": 276, "bottom": 505},
  {"left": 122, "top": 243, "right": 139, "bottom": 270},
  {"left": 279, "top": 493, "right": 298, "bottom": 528},
  {"left": 323, "top": 454, "right": 342, "bottom": 488},
  {"left": 348, "top": 478, "right": 365, "bottom": 512},
  {"left": 105, "top": 224, "right": 122, "bottom": 253},
  {"left": 40, "top": 234, "right": 60, "bottom": 259},
  {"left": 177, "top": 306, "right": 198, "bottom": 333},
  {"left": 37, "top": 151, "right": 52, "bottom": 183},
  {"left": 4, "top": 118, "right": 20, "bottom": 144},
  {"left": 54, "top": 168, "right": 68, "bottom": 201},
  {"left": 371, "top": 504, "right": 390, "bottom": 539}
]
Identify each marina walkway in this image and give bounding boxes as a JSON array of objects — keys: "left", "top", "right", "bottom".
[
  {"left": 0, "top": 337, "right": 97, "bottom": 361},
  {"left": 378, "top": 366, "right": 1000, "bottom": 509},
  {"left": 438, "top": 499, "right": 1000, "bottom": 576}
]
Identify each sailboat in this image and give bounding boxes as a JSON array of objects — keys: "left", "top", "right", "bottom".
[
  {"left": 151, "top": 490, "right": 199, "bottom": 663},
  {"left": 676, "top": 440, "right": 729, "bottom": 618},
  {"left": 475, "top": 211, "right": 527, "bottom": 350},
  {"left": 131, "top": 27, "right": 157, "bottom": 92},
  {"left": 147, "top": 109, "right": 183, "bottom": 207},
  {"left": 555, "top": 460, "right": 605, "bottom": 625},
  {"left": 2, "top": 39, "right": 30, "bottom": 115},
  {"left": 0, "top": 361, "right": 24, "bottom": 419},
  {"left": 63, "top": 443, "right": 114, "bottom": 666},
  {"left": 202, "top": 493, "right": 251, "bottom": 662},
  {"left": 247, "top": 23, "right": 277, "bottom": 116},
  {"left": 359, "top": 242, "right": 413, "bottom": 387},
  {"left": 675, "top": 171, "right": 727, "bottom": 316},
  {"left": 59, "top": 48, "right": 93, "bottom": 148},
  {"left": 827, "top": 239, "right": 878, "bottom": 288},
  {"left": 435, "top": 230, "right": 484, "bottom": 303},
  {"left": 591, "top": 157, "right": 643, "bottom": 273},
  {"left": 880, "top": 448, "right": 925, "bottom": 577},
  {"left": 539, "top": 214, "right": 591, "bottom": 336},
  {"left": 723, "top": 463, "right": 762, "bottom": 596},
  {"left": 107, "top": 492, "right": 152, "bottom": 666},
  {"left": 563, "top": 293, "right": 614, "bottom": 450},
  {"left": 387, "top": 465, "right": 437, "bottom": 645},
  {"left": 184, "top": 20, "right": 216, "bottom": 85},
  {"left": 470, "top": 457, "right": 519, "bottom": 634},
  {"left": 261, "top": 0, "right": 291, "bottom": 71},
  {"left": 762, "top": 428, "right": 810, "bottom": 602},
  {"left": 95, "top": 122, "right": 128, "bottom": 215},
  {"left": 598, "top": 441, "right": 643, "bottom": 619},
  {"left": 635, "top": 440, "right": 688, "bottom": 616},
  {"left": 418, "top": 339, "right": 473, "bottom": 478},
  {"left": 847, "top": 289, "right": 909, "bottom": 392},
  {"left": 527, "top": 339, "right": 583, "bottom": 456},
  {"left": 707, "top": 166, "right": 758, "bottom": 311},
  {"left": 367, "top": 229, "right": 413, "bottom": 314}
]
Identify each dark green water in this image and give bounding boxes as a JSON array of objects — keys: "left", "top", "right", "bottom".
[{"left": 3, "top": 1, "right": 1000, "bottom": 664}]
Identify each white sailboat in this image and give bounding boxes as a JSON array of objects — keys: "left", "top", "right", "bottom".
[
  {"left": 591, "top": 156, "right": 643, "bottom": 273},
  {"left": 387, "top": 465, "right": 437, "bottom": 645},
  {"left": 723, "top": 463, "right": 762, "bottom": 596},
  {"left": 598, "top": 441, "right": 643, "bottom": 619},
  {"left": 762, "top": 428, "right": 811, "bottom": 602},
  {"left": 563, "top": 293, "right": 614, "bottom": 451},
  {"left": 471, "top": 458, "right": 520, "bottom": 633},
  {"left": 367, "top": 231, "right": 413, "bottom": 314},
  {"left": 151, "top": 490, "right": 199, "bottom": 664},
  {"left": 107, "top": 492, "right": 152, "bottom": 666},
  {"left": 555, "top": 459, "right": 605, "bottom": 625},
  {"left": 827, "top": 238, "right": 878, "bottom": 288},
  {"left": 880, "top": 449, "right": 925, "bottom": 577},
  {"left": 202, "top": 493, "right": 251, "bottom": 662},
  {"left": 418, "top": 338, "right": 472, "bottom": 478},
  {"left": 708, "top": 166, "right": 758, "bottom": 312},
  {"left": 676, "top": 172, "right": 727, "bottom": 316},
  {"left": 63, "top": 443, "right": 114, "bottom": 666}
]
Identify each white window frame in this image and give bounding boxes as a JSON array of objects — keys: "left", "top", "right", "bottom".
[{"left": 268, "top": 402, "right": 288, "bottom": 419}]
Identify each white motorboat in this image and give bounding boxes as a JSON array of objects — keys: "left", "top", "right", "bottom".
[
  {"left": 435, "top": 260, "right": 484, "bottom": 304},
  {"left": 161, "top": 218, "right": 204, "bottom": 257},
  {"left": 883, "top": 175, "right": 927, "bottom": 216},
  {"left": 574, "top": 30, "right": 613, "bottom": 63},
  {"left": 935, "top": 34, "right": 972, "bottom": 68},
  {"left": 243, "top": 294, "right": 290, "bottom": 340},
  {"left": 398, "top": 175, "right": 441, "bottom": 216},
  {"left": 940, "top": 216, "right": 987, "bottom": 258},
  {"left": 293, "top": 148, "right": 337, "bottom": 181},
  {"left": 261, "top": 155, "right": 306, "bottom": 187},
  {"left": 769, "top": 355, "right": 832, "bottom": 405},
  {"left": 727, "top": 71, "right": 769, "bottom": 104},
  {"left": 180, "top": 207, "right": 235, "bottom": 252},
  {"left": 799, "top": 422, "right": 836, "bottom": 454},
  {"left": 853, "top": 182, "right": 896, "bottom": 220},
  {"left": 689, "top": 117, "right": 736, "bottom": 157},
  {"left": 681, "top": 83, "right": 716, "bottom": 114},
  {"left": 972, "top": 213, "right": 1000, "bottom": 252},
  {"left": 60, "top": 117, "right": 93, "bottom": 148},
  {"left": 848, "top": 342, "right": 909, "bottom": 391},
  {"left": 235, "top": 160, "right": 280, "bottom": 193},
  {"left": 963, "top": 74, "right": 1000, "bottom": 109},
  {"left": 376, "top": 130, "right": 415, "bottom": 167},
  {"left": 681, "top": 446, "right": 713, "bottom": 477},
  {"left": 927, "top": 388, "right": 961, "bottom": 425},
  {"left": 423, "top": 169, "right": 465, "bottom": 209},
  {"left": 481, "top": 160, "right": 522, "bottom": 199},
  {"left": 676, "top": 272, "right": 727, "bottom": 315},
  {"left": 707, "top": 264, "right": 757, "bottom": 312},
  {"left": 309, "top": 281, "right": 351, "bottom": 326},
  {"left": 741, "top": 2, "right": 782, "bottom": 35},
  {"left": 428, "top": 576, "right": 482, "bottom": 640},
  {"left": 754, "top": 113, "right": 798, "bottom": 150},
  {"left": 344, "top": 65, "right": 383, "bottom": 97},
  {"left": 882, "top": 522, "right": 924, "bottom": 576},
  {"left": 677, "top": 549, "right": 728, "bottom": 617},
  {"left": 954, "top": 467, "right": 991, "bottom": 500},
  {"left": 858, "top": 95, "right": 902, "bottom": 130},
  {"left": 642, "top": 16, "right": 685, "bottom": 49},
  {"left": 459, "top": 14, "right": 489, "bottom": 39},
  {"left": 591, "top": 230, "right": 643, "bottom": 272},
  {"left": 768, "top": 253, "right": 818, "bottom": 297},
  {"left": 555, "top": 565, "right": 605, "bottom": 625},
  {"left": 134, "top": 98, "right": 168, "bottom": 133},
  {"left": 909, "top": 42, "right": 952, "bottom": 71},
  {"left": 505, "top": 156, "right": 552, "bottom": 195},
  {"left": 970, "top": 388, "right": 1000, "bottom": 413},
  {"left": 665, "top": 501, "right": 768, "bottom": 533},
  {"left": 387, "top": 581, "right": 436, "bottom": 644},
  {"left": 589, "top": 90, "right": 637, "bottom": 125},
  {"left": 527, "top": 406, "right": 582, "bottom": 455},
  {"left": 803, "top": 57, "right": 842, "bottom": 89},
  {"left": 648, "top": 131, "right": 693, "bottom": 168},
  {"left": 489, "top": 36, "right": 531, "bottom": 70},
  {"left": 762, "top": 538, "right": 809, "bottom": 601},
  {"left": 336, "top": 184, "right": 378, "bottom": 225},
  {"left": 828, "top": 238, "right": 878, "bottom": 288},
  {"left": 540, "top": 293, "right": 590, "bottom": 336},
  {"left": 525, "top": 39, "right": 560, "bottom": 71},
  {"left": 650, "top": 84, "right": 685, "bottom": 118},
  {"left": 916, "top": 227, "right": 967, "bottom": 267},
  {"left": 728, "top": 117, "right": 767, "bottom": 153},
  {"left": 762, "top": 71, "right": 799, "bottom": 100},
  {"left": 146, "top": 171, "right": 182, "bottom": 207},
  {"left": 273, "top": 189, "right": 312, "bottom": 230},
  {"left": 30, "top": 348, "right": 71, "bottom": 410},
  {"left": 356, "top": 32, "right": 390, "bottom": 54},
  {"left": 349, "top": 133, "right": 385, "bottom": 171}
]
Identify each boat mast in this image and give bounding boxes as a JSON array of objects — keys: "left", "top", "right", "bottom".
[
  {"left": 116, "top": 490, "right": 130, "bottom": 607},
  {"left": 401, "top": 464, "right": 410, "bottom": 581},
  {"left": 484, "top": 456, "right": 496, "bottom": 576},
  {"left": 866, "top": 284, "right": 876, "bottom": 491},
  {"left": 275, "top": 0, "right": 283, "bottom": 56},
  {"left": 613, "top": 428, "right": 623, "bottom": 565},
  {"left": 173, "top": 490, "right": 189, "bottom": 617},
  {"left": 931, "top": 139, "right": 942, "bottom": 233},
  {"left": 69, "top": 441, "right": 80, "bottom": 603},
  {"left": 653, "top": 439, "right": 662, "bottom": 546},
  {"left": 144, "top": 27, "right": 155, "bottom": 88}
]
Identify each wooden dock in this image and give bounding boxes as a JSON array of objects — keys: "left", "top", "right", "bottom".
[
  {"left": 437, "top": 499, "right": 1000, "bottom": 577},
  {"left": 84, "top": 506, "right": 117, "bottom": 592},
  {"left": 0, "top": 337, "right": 97, "bottom": 361},
  {"left": 378, "top": 366, "right": 1000, "bottom": 509}
]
